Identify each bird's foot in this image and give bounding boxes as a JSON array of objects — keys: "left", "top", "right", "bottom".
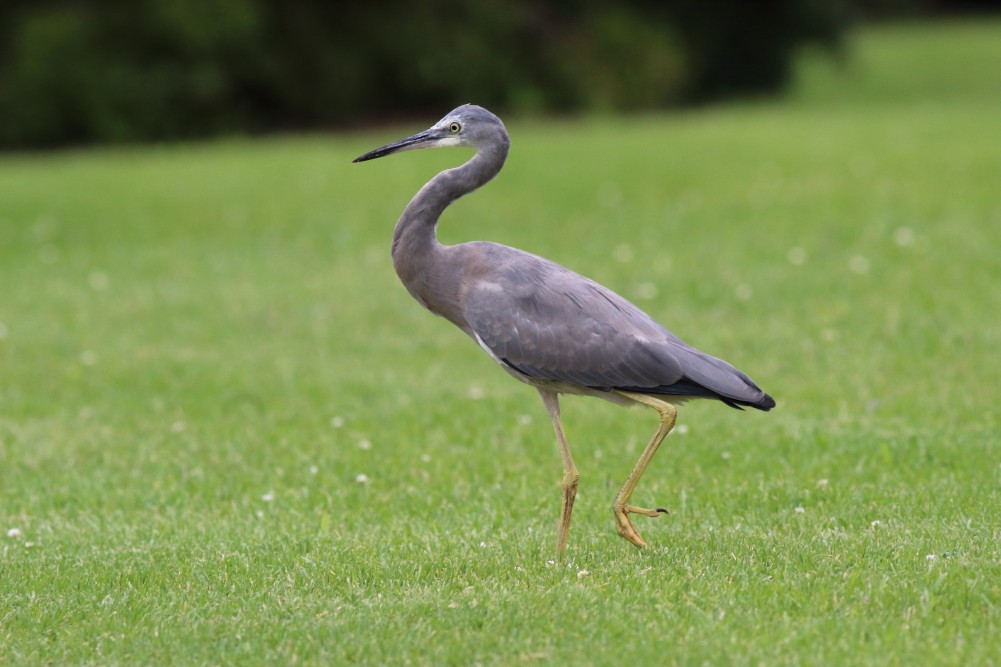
[{"left": 613, "top": 503, "right": 668, "bottom": 548}]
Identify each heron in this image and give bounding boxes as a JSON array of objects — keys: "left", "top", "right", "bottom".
[{"left": 354, "top": 104, "right": 775, "bottom": 555}]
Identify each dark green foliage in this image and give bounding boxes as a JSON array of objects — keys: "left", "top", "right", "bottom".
[
  {"left": 664, "top": 0, "right": 849, "bottom": 99},
  {"left": 0, "top": 0, "right": 270, "bottom": 146},
  {"left": 0, "top": 0, "right": 848, "bottom": 147}
]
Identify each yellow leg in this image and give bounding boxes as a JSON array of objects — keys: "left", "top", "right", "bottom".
[
  {"left": 538, "top": 389, "right": 579, "bottom": 558},
  {"left": 611, "top": 391, "right": 677, "bottom": 548}
]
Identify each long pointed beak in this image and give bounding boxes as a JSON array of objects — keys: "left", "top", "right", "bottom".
[{"left": 353, "top": 128, "right": 442, "bottom": 163}]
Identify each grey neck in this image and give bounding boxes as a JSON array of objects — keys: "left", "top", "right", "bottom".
[{"left": 391, "top": 141, "right": 509, "bottom": 288}]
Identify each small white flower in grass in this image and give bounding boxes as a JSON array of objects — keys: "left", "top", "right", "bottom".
[
  {"left": 88, "top": 271, "right": 109, "bottom": 291},
  {"left": 261, "top": 492, "right": 275, "bottom": 502},
  {"left": 255, "top": 510, "right": 264, "bottom": 518},
  {"left": 926, "top": 553, "right": 936, "bottom": 561},
  {"left": 787, "top": 246, "right": 807, "bottom": 265},
  {"left": 794, "top": 506, "right": 806, "bottom": 514},
  {"left": 358, "top": 438, "right": 372, "bottom": 450},
  {"left": 633, "top": 282, "right": 658, "bottom": 300},
  {"left": 894, "top": 226, "right": 915, "bottom": 247},
  {"left": 479, "top": 541, "right": 486, "bottom": 548},
  {"left": 849, "top": 255, "right": 870, "bottom": 275},
  {"left": 870, "top": 520, "right": 882, "bottom": 528},
  {"left": 576, "top": 569, "right": 590, "bottom": 579},
  {"left": 330, "top": 416, "right": 345, "bottom": 428},
  {"left": 613, "top": 243, "right": 634, "bottom": 263},
  {"left": 7, "top": 528, "right": 22, "bottom": 538},
  {"left": 355, "top": 473, "right": 369, "bottom": 484}
]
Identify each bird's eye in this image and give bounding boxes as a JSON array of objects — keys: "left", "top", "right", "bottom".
[{"left": 449, "top": 122, "right": 461, "bottom": 134}]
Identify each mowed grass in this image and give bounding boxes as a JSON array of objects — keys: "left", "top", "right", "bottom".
[{"left": 1, "top": 18, "right": 999, "bottom": 666}]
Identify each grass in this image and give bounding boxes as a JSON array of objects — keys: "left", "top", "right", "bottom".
[{"left": 2, "top": 17, "right": 1000, "bottom": 666}]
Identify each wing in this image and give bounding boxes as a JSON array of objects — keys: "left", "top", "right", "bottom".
[{"left": 461, "top": 246, "right": 773, "bottom": 410}]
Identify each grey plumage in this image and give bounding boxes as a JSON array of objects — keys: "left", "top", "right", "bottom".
[
  {"left": 354, "top": 104, "right": 774, "bottom": 555},
  {"left": 461, "top": 243, "right": 772, "bottom": 410}
]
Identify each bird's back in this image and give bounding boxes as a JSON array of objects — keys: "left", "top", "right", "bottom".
[{"left": 446, "top": 242, "right": 775, "bottom": 411}]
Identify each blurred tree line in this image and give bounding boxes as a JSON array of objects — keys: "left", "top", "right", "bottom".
[{"left": 0, "top": 0, "right": 976, "bottom": 148}]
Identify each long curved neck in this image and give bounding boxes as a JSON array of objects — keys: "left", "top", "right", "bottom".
[{"left": 391, "top": 140, "right": 509, "bottom": 306}]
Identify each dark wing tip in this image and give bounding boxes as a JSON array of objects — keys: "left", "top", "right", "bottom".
[
  {"left": 621, "top": 380, "right": 776, "bottom": 412},
  {"left": 752, "top": 392, "right": 776, "bottom": 412},
  {"left": 727, "top": 391, "right": 775, "bottom": 412}
]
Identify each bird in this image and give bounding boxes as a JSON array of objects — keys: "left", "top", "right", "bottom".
[{"left": 353, "top": 104, "right": 775, "bottom": 556}]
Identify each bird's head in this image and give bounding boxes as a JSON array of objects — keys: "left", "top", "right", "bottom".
[{"left": 353, "top": 104, "right": 509, "bottom": 163}]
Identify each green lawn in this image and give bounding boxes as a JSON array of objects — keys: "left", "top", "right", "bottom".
[{"left": 2, "top": 18, "right": 999, "bottom": 666}]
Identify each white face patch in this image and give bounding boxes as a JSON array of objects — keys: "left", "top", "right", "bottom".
[{"left": 431, "top": 135, "right": 462, "bottom": 148}]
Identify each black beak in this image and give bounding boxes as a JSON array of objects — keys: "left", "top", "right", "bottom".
[{"left": 353, "top": 128, "right": 441, "bottom": 163}]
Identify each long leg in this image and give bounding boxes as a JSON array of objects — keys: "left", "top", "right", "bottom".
[
  {"left": 538, "top": 389, "right": 579, "bottom": 558},
  {"left": 611, "top": 391, "right": 677, "bottom": 548}
]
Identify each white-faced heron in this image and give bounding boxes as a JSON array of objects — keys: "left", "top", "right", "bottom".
[{"left": 354, "top": 104, "right": 775, "bottom": 555}]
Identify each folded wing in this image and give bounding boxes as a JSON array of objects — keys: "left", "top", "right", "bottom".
[{"left": 461, "top": 247, "right": 774, "bottom": 411}]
